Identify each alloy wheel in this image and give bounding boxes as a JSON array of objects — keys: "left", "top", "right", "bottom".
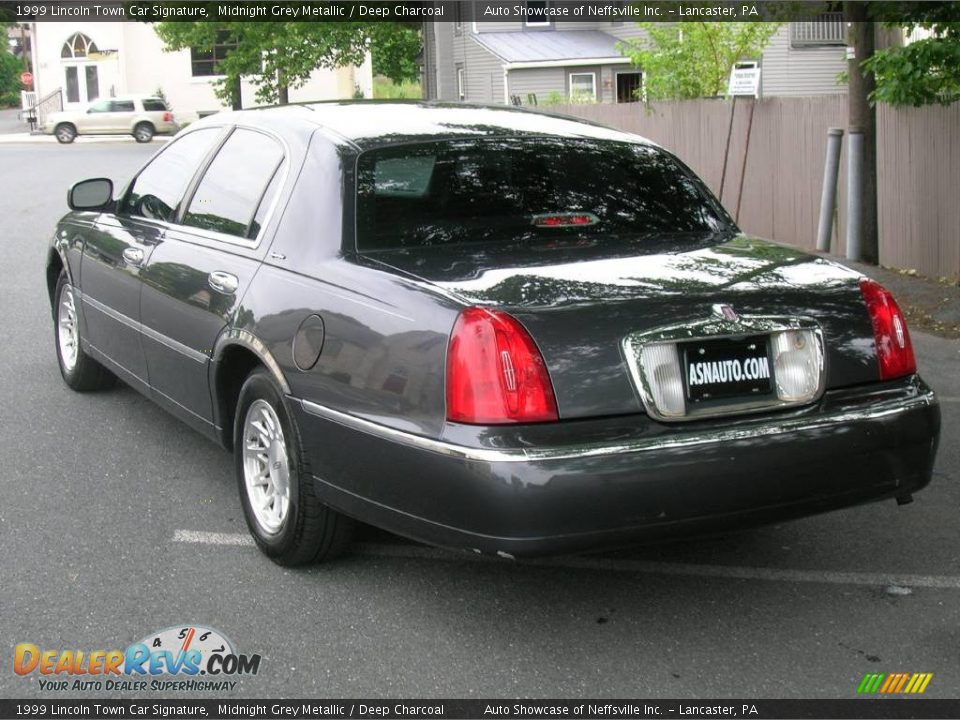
[
  {"left": 242, "top": 399, "right": 291, "bottom": 535},
  {"left": 57, "top": 284, "right": 79, "bottom": 372}
]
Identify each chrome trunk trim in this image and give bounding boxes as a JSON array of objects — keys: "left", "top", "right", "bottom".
[{"left": 622, "top": 314, "right": 826, "bottom": 422}]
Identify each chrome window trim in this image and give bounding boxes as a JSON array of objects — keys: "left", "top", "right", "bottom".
[
  {"left": 622, "top": 314, "right": 826, "bottom": 423},
  {"left": 176, "top": 124, "right": 291, "bottom": 250},
  {"left": 298, "top": 387, "right": 934, "bottom": 465}
]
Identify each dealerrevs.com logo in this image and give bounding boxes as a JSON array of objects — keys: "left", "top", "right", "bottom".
[{"left": 14, "top": 625, "right": 262, "bottom": 692}]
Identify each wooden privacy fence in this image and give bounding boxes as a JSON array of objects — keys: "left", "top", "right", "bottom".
[{"left": 544, "top": 97, "right": 960, "bottom": 280}]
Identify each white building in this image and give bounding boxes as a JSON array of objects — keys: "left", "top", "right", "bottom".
[{"left": 30, "top": 22, "right": 372, "bottom": 120}]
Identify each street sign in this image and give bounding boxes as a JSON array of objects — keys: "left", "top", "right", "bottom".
[
  {"left": 20, "top": 72, "right": 33, "bottom": 88},
  {"left": 727, "top": 67, "right": 760, "bottom": 97}
]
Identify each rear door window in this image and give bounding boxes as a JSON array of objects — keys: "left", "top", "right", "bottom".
[
  {"left": 356, "top": 137, "right": 729, "bottom": 251},
  {"left": 142, "top": 99, "right": 168, "bottom": 112},
  {"left": 182, "top": 128, "right": 284, "bottom": 240},
  {"left": 121, "top": 128, "right": 222, "bottom": 223},
  {"left": 110, "top": 100, "right": 135, "bottom": 112}
]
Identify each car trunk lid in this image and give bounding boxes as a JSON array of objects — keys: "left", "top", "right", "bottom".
[{"left": 365, "top": 234, "right": 879, "bottom": 421}]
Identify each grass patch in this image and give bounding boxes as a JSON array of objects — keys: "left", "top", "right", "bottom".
[{"left": 373, "top": 76, "right": 422, "bottom": 100}]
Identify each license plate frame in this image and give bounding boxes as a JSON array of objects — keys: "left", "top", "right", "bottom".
[{"left": 682, "top": 335, "right": 774, "bottom": 405}]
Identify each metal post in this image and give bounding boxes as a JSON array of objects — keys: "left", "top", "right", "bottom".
[
  {"left": 846, "top": 126, "right": 864, "bottom": 261},
  {"left": 734, "top": 98, "right": 756, "bottom": 224},
  {"left": 718, "top": 96, "right": 736, "bottom": 203},
  {"left": 816, "top": 128, "right": 844, "bottom": 253}
]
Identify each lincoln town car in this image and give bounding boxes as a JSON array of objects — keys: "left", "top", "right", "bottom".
[{"left": 46, "top": 102, "right": 941, "bottom": 565}]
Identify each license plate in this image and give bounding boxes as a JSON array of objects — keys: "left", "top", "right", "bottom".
[{"left": 682, "top": 335, "right": 773, "bottom": 404}]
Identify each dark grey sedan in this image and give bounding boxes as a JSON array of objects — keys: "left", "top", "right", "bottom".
[{"left": 46, "top": 102, "right": 940, "bottom": 565}]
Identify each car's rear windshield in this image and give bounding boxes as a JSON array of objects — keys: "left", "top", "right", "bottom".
[
  {"left": 142, "top": 99, "right": 168, "bottom": 112},
  {"left": 355, "top": 137, "right": 730, "bottom": 251}
]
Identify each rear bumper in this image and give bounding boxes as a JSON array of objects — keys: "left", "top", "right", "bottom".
[{"left": 292, "top": 376, "right": 940, "bottom": 557}]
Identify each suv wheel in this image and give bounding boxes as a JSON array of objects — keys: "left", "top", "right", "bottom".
[
  {"left": 133, "top": 122, "right": 154, "bottom": 143},
  {"left": 235, "top": 368, "right": 354, "bottom": 565},
  {"left": 55, "top": 124, "right": 77, "bottom": 144}
]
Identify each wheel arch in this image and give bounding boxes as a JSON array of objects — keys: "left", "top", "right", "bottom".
[
  {"left": 45, "top": 246, "right": 73, "bottom": 307},
  {"left": 211, "top": 328, "right": 291, "bottom": 451}
]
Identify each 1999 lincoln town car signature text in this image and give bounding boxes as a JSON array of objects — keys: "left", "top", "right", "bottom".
[{"left": 46, "top": 101, "right": 940, "bottom": 565}]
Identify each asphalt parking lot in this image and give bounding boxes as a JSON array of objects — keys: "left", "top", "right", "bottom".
[{"left": 1, "top": 142, "right": 957, "bottom": 699}]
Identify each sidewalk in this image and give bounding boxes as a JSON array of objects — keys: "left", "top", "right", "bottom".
[
  {"left": 837, "top": 256, "right": 960, "bottom": 339},
  {"left": 0, "top": 132, "right": 170, "bottom": 144}
]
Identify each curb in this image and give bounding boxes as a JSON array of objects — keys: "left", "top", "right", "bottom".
[{"left": 0, "top": 134, "right": 172, "bottom": 145}]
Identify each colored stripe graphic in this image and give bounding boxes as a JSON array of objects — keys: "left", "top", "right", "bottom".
[{"left": 857, "top": 673, "right": 932, "bottom": 694}]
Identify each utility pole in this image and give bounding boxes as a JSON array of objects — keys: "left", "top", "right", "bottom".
[{"left": 844, "top": 2, "right": 878, "bottom": 264}]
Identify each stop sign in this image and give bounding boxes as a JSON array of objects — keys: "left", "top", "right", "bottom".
[{"left": 20, "top": 72, "right": 33, "bottom": 88}]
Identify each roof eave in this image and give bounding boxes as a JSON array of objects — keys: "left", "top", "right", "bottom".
[{"left": 504, "top": 57, "right": 633, "bottom": 70}]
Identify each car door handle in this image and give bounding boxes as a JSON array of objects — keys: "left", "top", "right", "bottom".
[
  {"left": 208, "top": 271, "right": 239, "bottom": 295},
  {"left": 122, "top": 247, "right": 144, "bottom": 266}
]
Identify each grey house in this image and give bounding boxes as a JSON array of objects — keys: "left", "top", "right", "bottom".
[{"left": 422, "top": 14, "right": 848, "bottom": 105}]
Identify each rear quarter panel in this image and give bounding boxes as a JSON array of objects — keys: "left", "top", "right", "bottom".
[{"left": 236, "top": 131, "right": 461, "bottom": 438}]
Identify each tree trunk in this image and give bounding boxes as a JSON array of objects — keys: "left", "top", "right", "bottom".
[
  {"left": 230, "top": 75, "right": 242, "bottom": 111},
  {"left": 845, "top": 3, "right": 878, "bottom": 264},
  {"left": 277, "top": 65, "right": 289, "bottom": 105}
]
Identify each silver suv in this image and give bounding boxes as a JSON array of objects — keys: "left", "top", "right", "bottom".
[{"left": 44, "top": 95, "right": 179, "bottom": 144}]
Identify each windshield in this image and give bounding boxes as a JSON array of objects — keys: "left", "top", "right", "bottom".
[{"left": 355, "top": 137, "right": 731, "bottom": 252}]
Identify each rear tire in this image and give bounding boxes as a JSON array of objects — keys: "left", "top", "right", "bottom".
[
  {"left": 234, "top": 368, "right": 354, "bottom": 565},
  {"left": 54, "top": 123, "right": 76, "bottom": 144},
  {"left": 133, "top": 122, "right": 154, "bottom": 143},
  {"left": 53, "top": 271, "right": 115, "bottom": 391}
]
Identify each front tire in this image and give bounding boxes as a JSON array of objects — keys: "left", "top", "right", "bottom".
[
  {"left": 54, "top": 123, "right": 77, "bottom": 144},
  {"left": 235, "top": 368, "right": 354, "bottom": 565},
  {"left": 133, "top": 122, "right": 154, "bottom": 143},
  {"left": 53, "top": 271, "right": 115, "bottom": 391}
]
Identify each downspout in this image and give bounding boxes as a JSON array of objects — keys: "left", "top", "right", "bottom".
[{"left": 503, "top": 67, "right": 509, "bottom": 105}]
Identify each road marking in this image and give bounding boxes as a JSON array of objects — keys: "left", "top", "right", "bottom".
[
  {"left": 172, "top": 530, "right": 960, "bottom": 589},
  {"left": 173, "top": 529, "right": 254, "bottom": 546},
  {"left": 938, "top": 396, "right": 959, "bottom": 403}
]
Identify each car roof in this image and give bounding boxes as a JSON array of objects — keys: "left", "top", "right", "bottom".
[{"left": 189, "top": 101, "right": 655, "bottom": 151}]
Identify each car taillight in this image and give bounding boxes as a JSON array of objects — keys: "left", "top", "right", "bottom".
[
  {"left": 163, "top": 112, "right": 172, "bottom": 122},
  {"left": 859, "top": 278, "right": 916, "bottom": 380},
  {"left": 446, "top": 307, "right": 559, "bottom": 424}
]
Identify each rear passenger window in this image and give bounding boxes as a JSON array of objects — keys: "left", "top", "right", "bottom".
[
  {"left": 122, "top": 128, "right": 221, "bottom": 223},
  {"left": 183, "top": 129, "right": 284, "bottom": 239},
  {"left": 142, "top": 99, "right": 167, "bottom": 112},
  {"left": 111, "top": 100, "right": 135, "bottom": 112}
]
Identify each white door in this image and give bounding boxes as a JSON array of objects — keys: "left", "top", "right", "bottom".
[{"left": 63, "top": 63, "right": 100, "bottom": 107}]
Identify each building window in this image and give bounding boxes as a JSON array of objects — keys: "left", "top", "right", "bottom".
[
  {"left": 790, "top": 13, "right": 845, "bottom": 47},
  {"left": 191, "top": 31, "right": 236, "bottom": 77},
  {"left": 525, "top": 1, "right": 551, "bottom": 27},
  {"left": 457, "top": 66, "right": 465, "bottom": 101},
  {"left": 616, "top": 71, "right": 643, "bottom": 103},
  {"left": 569, "top": 72, "right": 597, "bottom": 102},
  {"left": 61, "top": 32, "right": 98, "bottom": 59}
]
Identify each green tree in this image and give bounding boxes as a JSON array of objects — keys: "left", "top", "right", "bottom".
[
  {"left": 862, "top": 2, "right": 960, "bottom": 107},
  {"left": 370, "top": 23, "right": 421, "bottom": 84},
  {"left": 619, "top": 22, "right": 782, "bottom": 101},
  {"left": 0, "top": 22, "right": 22, "bottom": 107},
  {"left": 154, "top": 22, "right": 371, "bottom": 106}
]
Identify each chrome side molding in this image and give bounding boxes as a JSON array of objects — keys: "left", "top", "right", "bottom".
[{"left": 299, "top": 385, "right": 935, "bottom": 465}]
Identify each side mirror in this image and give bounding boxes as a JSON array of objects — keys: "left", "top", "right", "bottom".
[{"left": 68, "top": 178, "right": 114, "bottom": 212}]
